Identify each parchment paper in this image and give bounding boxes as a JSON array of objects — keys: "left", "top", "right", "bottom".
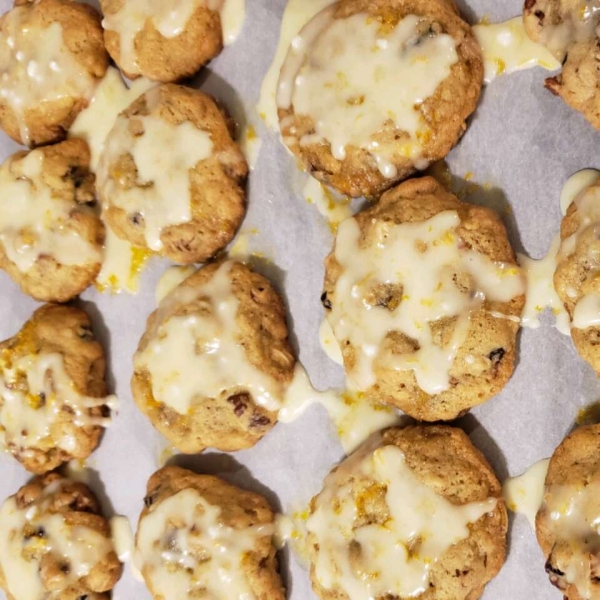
[{"left": 0, "top": 0, "right": 598, "bottom": 598}]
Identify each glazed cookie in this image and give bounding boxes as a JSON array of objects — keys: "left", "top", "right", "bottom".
[
  {"left": 523, "top": 0, "right": 600, "bottom": 128},
  {"left": 277, "top": 0, "right": 483, "bottom": 197},
  {"left": 132, "top": 260, "right": 295, "bottom": 453},
  {"left": 135, "top": 466, "right": 284, "bottom": 600},
  {"left": 0, "top": 0, "right": 108, "bottom": 147},
  {"left": 0, "top": 472, "right": 122, "bottom": 600},
  {"left": 523, "top": 0, "right": 600, "bottom": 59},
  {"left": 0, "top": 139, "right": 104, "bottom": 303},
  {"left": 323, "top": 176, "right": 525, "bottom": 421},
  {"left": 545, "top": 39, "right": 600, "bottom": 129},
  {"left": 100, "top": 0, "right": 223, "bottom": 82},
  {"left": 555, "top": 181, "right": 600, "bottom": 374},
  {"left": 97, "top": 84, "right": 248, "bottom": 264},
  {"left": 536, "top": 424, "right": 600, "bottom": 600},
  {"left": 0, "top": 303, "right": 117, "bottom": 474},
  {"left": 306, "top": 425, "right": 507, "bottom": 600}
]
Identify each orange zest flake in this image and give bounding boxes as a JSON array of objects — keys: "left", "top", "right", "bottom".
[
  {"left": 127, "top": 246, "right": 152, "bottom": 289},
  {"left": 495, "top": 58, "right": 506, "bottom": 76},
  {"left": 246, "top": 125, "right": 257, "bottom": 141},
  {"left": 340, "top": 391, "right": 357, "bottom": 407},
  {"left": 355, "top": 482, "right": 387, "bottom": 520},
  {"left": 577, "top": 402, "right": 600, "bottom": 425},
  {"left": 293, "top": 508, "right": 310, "bottom": 521},
  {"left": 376, "top": 11, "right": 398, "bottom": 35},
  {"left": 26, "top": 392, "right": 44, "bottom": 410}
]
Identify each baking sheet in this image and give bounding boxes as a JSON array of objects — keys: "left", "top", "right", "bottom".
[{"left": 1, "top": 0, "right": 599, "bottom": 598}]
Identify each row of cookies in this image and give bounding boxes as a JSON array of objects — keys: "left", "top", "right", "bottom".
[
  {"left": 0, "top": 465, "right": 283, "bottom": 599},
  {"left": 0, "top": 0, "right": 240, "bottom": 147},
  {"left": 0, "top": 170, "right": 594, "bottom": 600},
  {"left": 2, "top": 418, "right": 597, "bottom": 600},
  {"left": 0, "top": 0, "right": 251, "bottom": 303},
  {"left": 0, "top": 2, "right": 599, "bottom": 600},
  {"left": 4, "top": 165, "right": 599, "bottom": 473},
  {"left": 0, "top": 82, "right": 249, "bottom": 302},
  {"left": 274, "top": 0, "right": 600, "bottom": 202}
]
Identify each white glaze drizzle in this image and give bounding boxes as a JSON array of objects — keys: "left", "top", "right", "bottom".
[
  {"left": 560, "top": 169, "right": 600, "bottom": 215},
  {"left": 0, "top": 352, "right": 118, "bottom": 457},
  {"left": 239, "top": 123, "right": 262, "bottom": 171},
  {"left": 518, "top": 236, "right": 571, "bottom": 335},
  {"left": 519, "top": 170, "right": 600, "bottom": 334},
  {"left": 537, "top": 0, "right": 600, "bottom": 59},
  {"left": 135, "top": 488, "right": 273, "bottom": 600},
  {"left": 542, "top": 479, "right": 600, "bottom": 598},
  {"left": 96, "top": 88, "right": 214, "bottom": 252},
  {"left": 308, "top": 441, "right": 498, "bottom": 598},
  {"left": 279, "top": 364, "right": 401, "bottom": 454},
  {"left": 474, "top": 17, "right": 560, "bottom": 84},
  {"left": 277, "top": 10, "right": 458, "bottom": 178},
  {"left": 503, "top": 458, "right": 550, "bottom": 527},
  {"left": 328, "top": 212, "right": 524, "bottom": 395},
  {"left": 135, "top": 261, "right": 286, "bottom": 415},
  {"left": 69, "top": 66, "right": 156, "bottom": 172},
  {"left": 95, "top": 228, "right": 152, "bottom": 295},
  {"left": 0, "top": 7, "right": 97, "bottom": 145},
  {"left": 102, "top": 0, "right": 244, "bottom": 75},
  {"left": 155, "top": 265, "right": 197, "bottom": 305},
  {"left": 257, "top": 0, "right": 334, "bottom": 130},
  {"left": 303, "top": 177, "right": 352, "bottom": 233},
  {"left": 0, "top": 479, "right": 114, "bottom": 600},
  {"left": 557, "top": 179, "right": 600, "bottom": 330},
  {"left": 318, "top": 319, "right": 343, "bottom": 365},
  {"left": 0, "top": 150, "right": 101, "bottom": 274},
  {"left": 110, "top": 515, "right": 135, "bottom": 562}
]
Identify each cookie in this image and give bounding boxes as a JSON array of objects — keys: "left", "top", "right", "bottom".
[
  {"left": 0, "top": 303, "right": 117, "bottom": 474},
  {"left": 554, "top": 181, "right": 600, "bottom": 374},
  {"left": 323, "top": 176, "right": 525, "bottom": 421},
  {"left": 536, "top": 424, "right": 600, "bottom": 600},
  {"left": 132, "top": 260, "right": 296, "bottom": 453},
  {"left": 135, "top": 465, "right": 284, "bottom": 600},
  {"left": 0, "top": 472, "right": 122, "bottom": 600},
  {"left": 0, "top": 139, "right": 104, "bottom": 303},
  {"left": 0, "top": 0, "right": 108, "bottom": 147},
  {"left": 277, "top": 0, "right": 483, "bottom": 198},
  {"left": 545, "top": 39, "right": 600, "bottom": 130},
  {"left": 306, "top": 425, "right": 507, "bottom": 600},
  {"left": 97, "top": 84, "right": 248, "bottom": 264},
  {"left": 523, "top": 0, "right": 600, "bottom": 128},
  {"left": 100, "top": 0, "right": 223, "bottom": 82},
  {"left": 523, "top": 0, "right": 600, "bottom": 58}
]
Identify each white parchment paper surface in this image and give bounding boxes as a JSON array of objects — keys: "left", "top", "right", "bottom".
[{"left": 0, "top": 0, "right": 598, "bottom": 599}]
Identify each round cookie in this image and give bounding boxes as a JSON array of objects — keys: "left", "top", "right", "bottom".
[
  {"left": 100, "top": 0, "right": 223, "bottom": 82},
  {"left": 132, "top": 260, "right": 296, "bottom": 453},
  {"left": 0, "top": 138, "right": 104, "bottom": 303},
  {"left": 523, "top": 0, "right": 600, "bottom": 58},
  {"left": 277, "top": 0, "right": 483, "bottom": 198},
  {"left": 323, "top": 176, "right": 525, "bottom": 421},
  {"left": 0, "top": 472, "right": 122, "bottom": 600},
  {"left": 306, "top": 425, "right": 507, "bottom": 600},
  {"left": 554, "top": 181, "right": 600, "bottom": 375},
  {"left": 536, "top": 424, "right": 600, "bottom": 600},
  {"left": 523, "top": 0, "right": 600, "bottom": 128},
  {"left": 545, "top": 39, "right": 600, "bottom": 130},
  {"left": 97, "top": 84, "right": 248, "bottom": 265},
  {"left": 0, "top": 0, "right": 108, "bottom": 147},
  {"left": 0, "top": 303, "right": 116, "bottom": 474},
  {"left": 136, "top": 465, "right": 285, "bottom": 600}
]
